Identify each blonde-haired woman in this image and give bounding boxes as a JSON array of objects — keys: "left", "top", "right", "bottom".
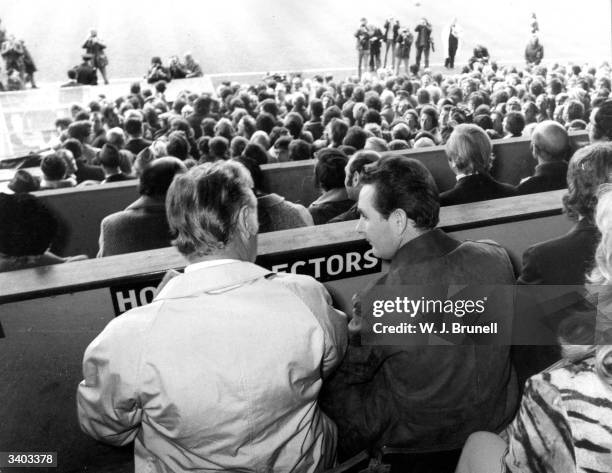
[{"left": 455, "top": 186, "right": 612, "bottom": 473}]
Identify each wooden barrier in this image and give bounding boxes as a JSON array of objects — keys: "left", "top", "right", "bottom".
[{"left": 0, "top": 190, "right": 574, "bottom": 472}]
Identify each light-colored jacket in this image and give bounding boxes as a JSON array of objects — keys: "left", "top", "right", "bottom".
[{"left": 77, "top": 260, "right": 347, "bottom": 472}]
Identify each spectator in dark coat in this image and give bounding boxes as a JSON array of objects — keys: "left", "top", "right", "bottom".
[
  {"left": 97, "top": 157, "right": 187, "bottom": 256},
  {"left": 62, "top": 138, "right": 104, "bottom": 183},
  {"left": 516, "top": 121, "right": 569, "bottom": 195},
  {"left": 308, "top": 148, "right": 354, "bottom": 224},
  {"left": 440, "top": 124, "right": 516, "bottom": 206}
]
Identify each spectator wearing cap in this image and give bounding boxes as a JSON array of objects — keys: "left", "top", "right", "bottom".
[
  {"left": 0, "top": 193, "right": 87, "bottom": 272},
  {"left": 238, "top": 157, "right": 314, "bottom": 233},
  {"left": 588, "top": 98, "right": 612, "bottom": 142},
  {"left": 39, "top": 152, "right": 76, "bottom": 190},
  {"left": 329, "top": 150, "right": 380, "bottom": 223},
  {"left": 97, "top": 157, "right": 187, "bottom": 257},
  {"left": 99, "top": 144, "right": 133, "bottom": 183},
  {"left": 308, "top": 148, "right": 354, "bottom": 224},
  {"left": 441, "top": 124, "right": 516, "bottom": 206},
  {"left": 516, "top": 121, "right": 570, "bottom": 195}
]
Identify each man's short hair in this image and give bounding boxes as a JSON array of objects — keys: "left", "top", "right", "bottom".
[
  {"left": 446, "top": 124, "right": 492, "bottom": 174},
  {"left": 348, "top": 150, "right": 380, "bottom": 176},
  {"left": 288, "top": 139, "right": 311, "bottom": 161},
  {"left": 343, "top": 126, "right": 369, "bottom": 150},
  {"left": 565, "top": 99, "right": 585, "bottom": 122},
  {"left": 139, "top": 157, "right": 187, "bottom": 197},
  {"left": 167, "top": 132, "right": 190, "bottom": 160},
  {"left": 62, "top": 138, "right": 83, "bottom": 160},
  {"left": 330, "top": 118, "right": 349, "bottom": 145},
  {"left": 99, "top": 144, "right": 121, "bottom": 168},
  {"left": 41, "top": 153, "right": 68, "bottom": 181},
  {"left": 230, "top": 136, "right": 249, "bottom": 158},
  {"left": 361, "top": 156, "right": 440, "bottom": 229},
  {"left": 563, "top": 142, "right": 612, "bottom": 220},
  {"left": 166, "top": 160, "right": 254, "bottom": 256},
  {"left": 208, "top": 136, "right": 229, "bottom": 160},
  {"left": 315, "top": 148, "right": 348, "bottom": 191},
  {"left": 124, "top": 117, "right": 143, "bottom": 137},
  {"left": 67, "top": 120, "right": 92, "bottom": 143},
  {"left": 504, "top": 111, "right": 526, "bottom": 136}
]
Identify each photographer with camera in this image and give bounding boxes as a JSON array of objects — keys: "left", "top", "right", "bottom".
[
  {"left": 414, "top": 17, "right": 433, "bottom": 71},
  {"left": 82, "top": 29, "right": 109, "bottom": 85}
]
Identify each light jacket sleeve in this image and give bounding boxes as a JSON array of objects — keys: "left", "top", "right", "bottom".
[{"left": 76, "top": 312, "right": 146, "bottom": 446}]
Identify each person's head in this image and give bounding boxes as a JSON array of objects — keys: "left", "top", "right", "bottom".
[
  {"left": 67, "top": 120, "right": 92, "bottom": 144},
  {"left": 138, "top": 157, "right": 187, "bottom": 198},
  {"left": 419, "top": 105, "right": 439, "bottom": 131},
  {"left": 563, "top": 143, "right": 612, "bottom": 221},
  {"left": 446, "top": 124, "right": 492, "bottom": 174},
  {"left": 315, "top": 148, "right": 349, "bottom": 192},
  {"left": 98, "top": 144, "right": 122, "bottom": 172},
  {"left": 288, "top": 139, "right": 311, "bottom": 161},
  {"left": 589, "top": 99, "right": 612, "bottom": 142},
  {"left": 167, "top": 131, "right": 191, "bottom": 160},
  {"left": 55, "top": 149, "right": 77, "bottom": 176},
  {"left": 503, "top": 111, "right": 526, "bottom": 137},
  {"left": 531, "top": 120, "right": 570, "bottom": 163},
  {"left": 40, "top": 153, "right": 68, "bottom": 181},
  {"left": 8, "top": 169, "right": 40, "bottom": 193},
  {"left": 166, "top": 161, "right": 258, "bottom": 262},
  {"left": 329, "top": 118, "right": 349, "bottom": 146},
  {"left": 343, "top": 126, "right": 369, "bottom": 150},
  {"left": 356, "top": 156, "right": 439, "bottom": 260},
  {"left": 230, "top": 136, "right": 249, "bottom": 159},
  {"left": 242, "top": 142, "right": 270, "bottom": 166},
  {"left": 0, "top": 193, "right": 58, "bottom": 257},
  {"left": 106, "top": 127, "right": 126, "bottom": 149},
  {"left": 208, "top": 136, "right": 230, "bottom": 161},
  {"left": 344, "top": 150, "right": 380, "bottom": 201},
  {"left": 124, "top": 117, "right": 144, "bottom": 138}
]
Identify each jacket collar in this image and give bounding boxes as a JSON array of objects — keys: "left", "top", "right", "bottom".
[
  {"left": 154, "top": 260, "right": 272, "bottom": 301},
  {"left": 533, "top": 161, "right": 568, "bottom": 177},
  {"left": 126, "top": 195, "right": 165, "bottom": 211},
  {"left": 389, "top": 228, "right": 460, "bottom": 268}
]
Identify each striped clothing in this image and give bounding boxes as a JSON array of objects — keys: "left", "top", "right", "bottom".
[{"left": 504, "top": 356, "right": 612, "bottom": 473}]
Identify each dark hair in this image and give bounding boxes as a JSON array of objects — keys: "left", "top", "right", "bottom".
[
  {"left": 343, "top": 126, "right": 368, "bottom": 150},
  {"left": 99, "top": 144, "right": 121, "bottom": 168},
  {"left": 124, "top": 117, "right": 143, "bottom": 136},
  {"left": 563, "top": 142, "right": 612, "bottom": 220},
  {"left": 330, "top": 118, "right": 349, "bottom": 146},
  {"left": 505, "top": 111, "right": 526, "bottom": 136},
  {"left": 67, "top": 120, "right": 92, "bottom": 142},
  {"left": 348, "top": 150, "right": 380, "bottom": 176},
  {"left": 591, "top": 99, "right": 612, "bottom": 141},
  {"left": 201, "top": 117, "right": 217, "bottom": 137},
  {"left": 41, "top": 153, "right": 68, "bottom": 181},
  {"left": 361, "top": 156, "right": 439, "bottom": 229},
  {"left": 288, "top": 139, "right": 311, "bottom": 161},
  {"left": 62, "top": 139, "right": 83, "bottom": 160},
  {"left": 310, "top": 99, "right": 324, "bottom": 118},
  {"left": 237, "top": 156, "right": 264, "bottom": 192},
  {"left": 208, "top": 136, "right": 229, "bottom": 160},
  {"left": 230, "top": 136, "right": 249, "bottom": 158},
  {"left": 167, "top": 132, "right": 190, "bottom": 160},
  {"left": 139, "top": 157, "right": 187, "bottom": 197},
  {"left": 67, "top": 69, "right": 76, "bottom": 80},
  {"left": 255, "top": 112, "right": 277, "bottom": 134},
  {"left": 242, "top": 142, "right": 270, "bottom": 166},
  {"left": 315, "top": 148, "right": 348, "bottom": 191},
  {"left": 284, "top": 112, "right": 304, "bottom": 139},
  {"left": 0, "top": 194, "right": 58, "bottom": 256}
]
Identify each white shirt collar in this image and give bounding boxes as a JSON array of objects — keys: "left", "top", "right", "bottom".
[{"left": 184, "top": 259, "right": 240, "bottom": 274}]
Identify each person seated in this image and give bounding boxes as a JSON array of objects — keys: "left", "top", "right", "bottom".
[
  {"left": 329, "top": 150, "right": 380, "bottom": 223},
  {"left": 440, "top": 124, "right": 516, "bottom": 206},
  {"left": 469, "top": 44, "right": 490, "bottom": 69},
  {"left": 146, "top": 56, "right": 171, "bottom": 84},
  {"left": 184, "top": 52, "right": 203, "bottom": 78},
  {"left": 238, "top": 157, "right": 314, "bottom": 233},
  {"left": 308, "top": 148, "right": 354, "bottom": 224},
  {"left": 77, "top": 160, "right": 347, "bottom": 472},
  {"left": 97, "top": 157, "right": 187, "bottom": 257},
  {"left": 320, "top": 156, "right": 517, "bottom": 468},
  {"left": 62, "top": 138, "right": 104, "bottom": 184},
  {"left": 75, "top": 53, "right": 97, "bottom": 85},
  {"left": 503, "top": 111, "right": 526, "bottom": 138},
  {"left": 516, "top": 120, "right": 570, "bottom": 195},
  {"left": 588, "top": 98, "right": 612, "bottom": 143},
  {"left": 39, "top": 152, "right": 76, "bottom": 189},
  {"left": 168, "top": 55, "right": 187, "bottom": 79},
  {"left": 60, "top": 68, "right": 78, "bottom": 88},
  {"left": 0, "top": 193, "right": 87, "bottom": 272},
  {"left": 455, "top": 186, "right": 612, "bottom": 473},
  {"left": 98, "top": 144, "right": 133, "bottom": 183}
]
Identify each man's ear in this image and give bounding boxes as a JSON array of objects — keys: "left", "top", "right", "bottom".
[
  {"left": 389, "top": 208, "right": 409, "bottom": 236},
  {"left": 239, "top": 205, "right": 258, "bottom": 237},
  {"left": 352, "top": 171, "right": 361, "bottom": 187}
]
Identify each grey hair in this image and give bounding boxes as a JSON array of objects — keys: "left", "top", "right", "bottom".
[{"left": 166, "top": 161, "right": 254, "bottom": 257}]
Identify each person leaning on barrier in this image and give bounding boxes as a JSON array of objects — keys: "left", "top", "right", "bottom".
[
  {"left": 77, "top": 160, "right": 347, "bottom": 472},
  {"left": 319, "top": 156, "right": 518, "bottom": 468}
]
